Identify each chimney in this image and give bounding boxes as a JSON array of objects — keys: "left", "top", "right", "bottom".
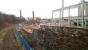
[
  {"left": 32, "top": 11, "right": 35, "bottom": 20},
  {"left": 20, "top": 10, "right": 22, "bottom": 18}
]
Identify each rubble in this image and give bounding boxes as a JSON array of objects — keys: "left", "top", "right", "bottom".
[{"left": 31, "top": 26, "right": 88, "bottom": 50}]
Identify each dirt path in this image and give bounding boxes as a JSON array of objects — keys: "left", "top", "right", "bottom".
[{"left": 0, "top": 28, "right": 23, "bottom": 50}]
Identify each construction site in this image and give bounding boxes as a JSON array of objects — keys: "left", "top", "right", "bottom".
[
  {"left": 0, "top": 0, "right": 88, "bottom": 50},
  {"left": 17, "top": 0, "right": 88, "bottom": 50}
]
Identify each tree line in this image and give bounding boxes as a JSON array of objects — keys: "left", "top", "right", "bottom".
[{"left": 0, "top": 12, "right": 25, "bottom": 29}]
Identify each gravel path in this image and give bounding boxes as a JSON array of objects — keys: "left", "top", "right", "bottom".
[{"left": 0, "top": 28, "right": 23, "bottom": 50}]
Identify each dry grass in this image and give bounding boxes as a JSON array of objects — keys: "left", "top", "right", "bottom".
[{"left": 0, "top": 27, "right": 11, "bottom": 40}]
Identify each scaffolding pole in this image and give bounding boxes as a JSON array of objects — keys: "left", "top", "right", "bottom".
[
  {"left": 60, "top": 10, "right": 61, "bottom": 27},
  {"left": 68, "top": 8, "right": 71, "bottom": 27},
  {"left": 81, "top": 0, "right": 85, "bottom": 28},
  {"left": 61, "top": 0, "right": 64, "bottom": 26}
]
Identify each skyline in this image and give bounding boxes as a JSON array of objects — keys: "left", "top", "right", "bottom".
[{"left": 0, "top": 0, "right": 87, "bottom": 19}]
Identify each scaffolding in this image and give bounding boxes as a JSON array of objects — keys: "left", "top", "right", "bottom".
[{"left": 52, "top": 0, "right": 88, "bottom": 28}]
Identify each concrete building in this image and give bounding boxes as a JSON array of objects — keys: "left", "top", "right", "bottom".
[
  {"left": 78, "top": 2, "right": 88, "bottom": 17},
  {"left": 52, "top": 1, "right": 88, "bottom": 28}
]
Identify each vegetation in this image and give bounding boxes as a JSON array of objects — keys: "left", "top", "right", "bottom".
[{"left": 0, "top": 12, "right": 25, "bottom": 30}]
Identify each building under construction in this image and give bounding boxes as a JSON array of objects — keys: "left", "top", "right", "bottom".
[
  {"left": 52, "top": 0, "right": 88, "bottom": 28},
  {"left": 19, "top": 0, "right": 88, "bottom": 50}
]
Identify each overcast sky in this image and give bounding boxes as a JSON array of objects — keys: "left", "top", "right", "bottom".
[{"left": 0, "top": 0, "right": 87, "bottom": 19}]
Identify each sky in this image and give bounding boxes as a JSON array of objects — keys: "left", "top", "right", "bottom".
[{"left": 0, "top": 0, "right": 87, "bottom": 19}]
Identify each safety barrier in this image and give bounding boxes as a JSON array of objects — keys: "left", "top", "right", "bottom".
[{"left": 16, "top": 30, "right": 32, "bottom": 50}]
